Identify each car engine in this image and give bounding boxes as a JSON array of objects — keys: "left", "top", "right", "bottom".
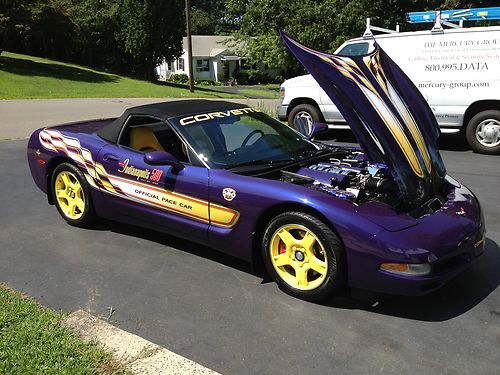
[{"left": 278, "top": 148, "right": 398, "bottom": 204}]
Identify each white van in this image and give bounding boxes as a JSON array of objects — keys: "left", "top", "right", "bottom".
[{"left": 278, "top": 25, "right": 500, "bottom": 154}]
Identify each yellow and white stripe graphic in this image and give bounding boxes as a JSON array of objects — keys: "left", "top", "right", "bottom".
[
  {"left": 39, "top": 129, "right": 239, "bottom": 228},
  {"left": 108, "top": 174, "right": 239, "bottom": 228},
  {"left": 40, "top": 129, "right": 103, "bottom": 189},
  {"left": 364, "top": 53, "right": 432, "bottom": 174}
]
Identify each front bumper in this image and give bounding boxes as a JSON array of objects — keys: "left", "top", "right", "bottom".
[
  {"left": 370, "top": 227, "right": 484, "bottom": 296},
  {"left": 346, "top": 181, "right": 485, "bottom": 296},
  {"left": 277, "top": 104, "right": 288, "bottom": 121}
]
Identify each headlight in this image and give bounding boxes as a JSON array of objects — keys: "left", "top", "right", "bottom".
[{"left": 380, "top": 263, "right": 431, "bottom": 276}]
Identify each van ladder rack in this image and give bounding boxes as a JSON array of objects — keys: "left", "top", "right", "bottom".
[
  {"left": 363, "top": 18, "right": 399, "bottom": 38},
  {"left": 407, "top": 7, "right": 500, "bottom": 29},
  {"left": 363, "top": 6, "right": 500, "bottom": 37}
]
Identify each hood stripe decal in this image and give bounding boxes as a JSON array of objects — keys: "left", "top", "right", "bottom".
[
  {"left": 364, "top": 53, "right": 432, "bottom": 173},
  {"left": 319, "top": 53, "right": 425, "bottom": 177},
  {"left": 281, "top": 31, "right": 446, "bottom": 202}
]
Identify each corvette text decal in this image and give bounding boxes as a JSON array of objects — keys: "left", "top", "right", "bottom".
[
  {"left": 178, "top": 107, "right": 260, "bottom": 126},
  {"left": 39, "top": 129, "right": 239, "bottom": 228}
]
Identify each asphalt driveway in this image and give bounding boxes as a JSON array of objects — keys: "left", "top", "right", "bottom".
[{"left": 1, "top": 138, "right": 499, "bottom": 374}]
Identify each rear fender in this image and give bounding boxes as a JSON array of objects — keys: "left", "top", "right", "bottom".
[{"left": 28, "top": 127, "right": 107, "bottom": 204}]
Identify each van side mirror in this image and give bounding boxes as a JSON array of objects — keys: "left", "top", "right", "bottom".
[
  {"left": 308, "top": 122, "right": 329, "bottom": 140},
  {"left": 144, "top": 151, "right": 184, "bottom": 173}
]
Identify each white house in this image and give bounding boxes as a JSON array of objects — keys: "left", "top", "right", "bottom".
[{"left": 156, "top": 35, "right": 242, "bottom": 82}]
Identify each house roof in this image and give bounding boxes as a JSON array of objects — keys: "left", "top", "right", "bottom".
[{"left": 183, "top": 35, "right": 234, "bottom": 57}]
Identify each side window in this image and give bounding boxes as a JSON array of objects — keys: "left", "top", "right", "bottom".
[
  {"left": 118, "top": 116, "right": 191, "bottom": 164},
  {"left": 337, "top": 42, "right": 369, "bottom": 56},
  {"left": 196, "top": 59, "right": 210, "bottom": 72},
  {"left": 178, "top": 58, "right": 185, "bottom": 71}
]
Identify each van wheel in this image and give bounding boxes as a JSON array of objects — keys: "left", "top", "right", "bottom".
[
  {"left": 288, "top": 104, "right": 322, "bottom": 135},
  {"left": 465, "top": 110, "right": 500, "bottom": 154}
]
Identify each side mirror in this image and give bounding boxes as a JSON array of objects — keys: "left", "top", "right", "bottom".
[
  {"left": 308, "top": 122, "right": 329, "bottom": 140},
  {"left": 144, "top": 151, "right": 184, "bottom": 173}
]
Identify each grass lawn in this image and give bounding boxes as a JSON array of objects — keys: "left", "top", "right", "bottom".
[
  {"left": 0, "top": 283, "right": 127, "bottom": 374},
  {"left": 0, "top": 52, "right": 242, "bottom": 100},
  {"left": 237, "top": 84, "right": 280, "bottom": 99}
]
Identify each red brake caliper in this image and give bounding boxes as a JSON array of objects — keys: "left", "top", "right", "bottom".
[{"left": 279, "top": 240, "right": 287, "bottom": 254}]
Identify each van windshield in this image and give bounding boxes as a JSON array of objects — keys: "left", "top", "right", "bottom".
[{"left": 337, "top": 42, "right": 370, "bottom": 56}]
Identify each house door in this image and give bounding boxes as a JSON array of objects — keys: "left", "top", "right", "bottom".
[{"left": 223, "top": 61, "right": 230, "bottom": 80}]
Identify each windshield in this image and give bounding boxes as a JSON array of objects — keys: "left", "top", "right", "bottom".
[
  {"left": 169, "top": 108, "right": 320, "bottom": 169},
  {"left": 337, "top": 42, "right": 371, "bottom": 56}
]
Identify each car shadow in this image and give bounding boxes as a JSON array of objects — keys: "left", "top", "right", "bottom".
[
  {"left": 323, "top": 237, "right": 500, "bottom": 321},
  {"left": 94, "top": 220, "right": 499, "bottom": 322},
  {"left": 102, "top": 221, "right": 254, "bottom": 274},
  {"left": 438, "top": 133, "right": 471, "bottom": 152}
]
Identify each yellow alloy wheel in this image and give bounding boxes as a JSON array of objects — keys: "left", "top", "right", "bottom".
[
  {"left": 54, "top": 171, "right": 85, "bottom": 220},
  {"left": 269, "top": 224, "right": 328, "bottom": 291}
]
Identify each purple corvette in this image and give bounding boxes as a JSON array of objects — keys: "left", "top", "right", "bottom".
[{"left": 27, "top": 33, "right": 485, "bottom": 301}]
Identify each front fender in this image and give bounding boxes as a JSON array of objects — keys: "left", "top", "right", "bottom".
[{"left": 207, "top": 169, "right": 384, "bottom": 261}]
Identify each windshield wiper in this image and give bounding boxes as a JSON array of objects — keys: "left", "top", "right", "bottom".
[
  {"left": 227, "top": 158, "right": 293, "bottom": 170},
  {"left": 228, "top": 149, "right": 333, "bottom": 171},
  {"left": 294, "top": 148, "right": 333, "bottom": 160}
]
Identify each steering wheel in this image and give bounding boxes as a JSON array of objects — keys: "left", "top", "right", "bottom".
[{"left": 241, "top": 130, "right": 264, "bottom": 147}]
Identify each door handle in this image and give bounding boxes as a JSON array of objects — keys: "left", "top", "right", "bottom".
[{"left": 103, "top": 153, "right": 119, "bottom": 162}]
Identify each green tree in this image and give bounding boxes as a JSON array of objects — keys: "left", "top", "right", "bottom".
[
  {"left": 190, "top": 0, "right": 222, "bottom": 34},
  {"left": 220, "top": 0, "right": 249, "bottom": 32},
  {"left": 234, "top": 0, "right": 493, "bottom": 76},
  {"left": 1, "top": 0, "right": 186, "bottom": 80},
  {"left": 190, "top": 0, "right": 249, "bottom": 34},
  {"left": 64, "top": 0, "right": 120, "bottom": 69},
  {"left": 0, "top": 0, "right": 37, "bottom": 53},
  {"left": 116, "top": 0, "right": 185, "bottom": 79}
]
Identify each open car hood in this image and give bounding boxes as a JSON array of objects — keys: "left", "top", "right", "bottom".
[{"left": 281, "top": 31, "right": 446, "bottom": 204}]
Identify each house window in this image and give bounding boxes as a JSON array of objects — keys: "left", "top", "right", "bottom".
[
  {"left": 196, "top": 59, "right": 209, "bottom": 72},
  {"left": 165, "top": 61, "right": 174, "bottom": 70},
  {"left": 177, "top": 58, "right": 185, "bottom": 71}
]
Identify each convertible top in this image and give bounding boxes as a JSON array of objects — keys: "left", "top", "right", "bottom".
[{"left": 97, "top": 100, "right": 247, "bottom": 143}]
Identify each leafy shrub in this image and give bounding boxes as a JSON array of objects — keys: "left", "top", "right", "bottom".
[
  {"left": 198, "top": 79, "right": 217, "bottom": 86},
  {"left": 169, "top": 73, "right": 189, "bottom": 83},
  {"left": 248, "top": 69, "right": 273, "bottom": 84},
  {"left": 197, "top": 80, "right": 226, "bottom": 86},
  {"left": 234, "top": 70, "right": 250, "bottom": 85},
  {"left": 234, "top": 69, "right": 281, "bottom": 85}
]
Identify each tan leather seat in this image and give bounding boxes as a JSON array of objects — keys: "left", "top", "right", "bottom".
[{"left": 129, "top": 127, "right": 164, "bottom": 153}]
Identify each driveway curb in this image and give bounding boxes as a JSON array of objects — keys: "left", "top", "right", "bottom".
[{"left": 62, "top": 310, "right": 220, "bottom": 375}]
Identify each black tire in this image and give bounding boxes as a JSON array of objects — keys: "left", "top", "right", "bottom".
[
  {"left": 262, "top": 212, "right": 346, "bottom": 301},
  {"left": 51, "top": 162, "right": 97, "bottom": 227},
  {"left": 465, "top": 110, "right": 500, "bottom": 155},
  {"left": 288, "top": 103, "right": 323, "bottom": 135}
]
